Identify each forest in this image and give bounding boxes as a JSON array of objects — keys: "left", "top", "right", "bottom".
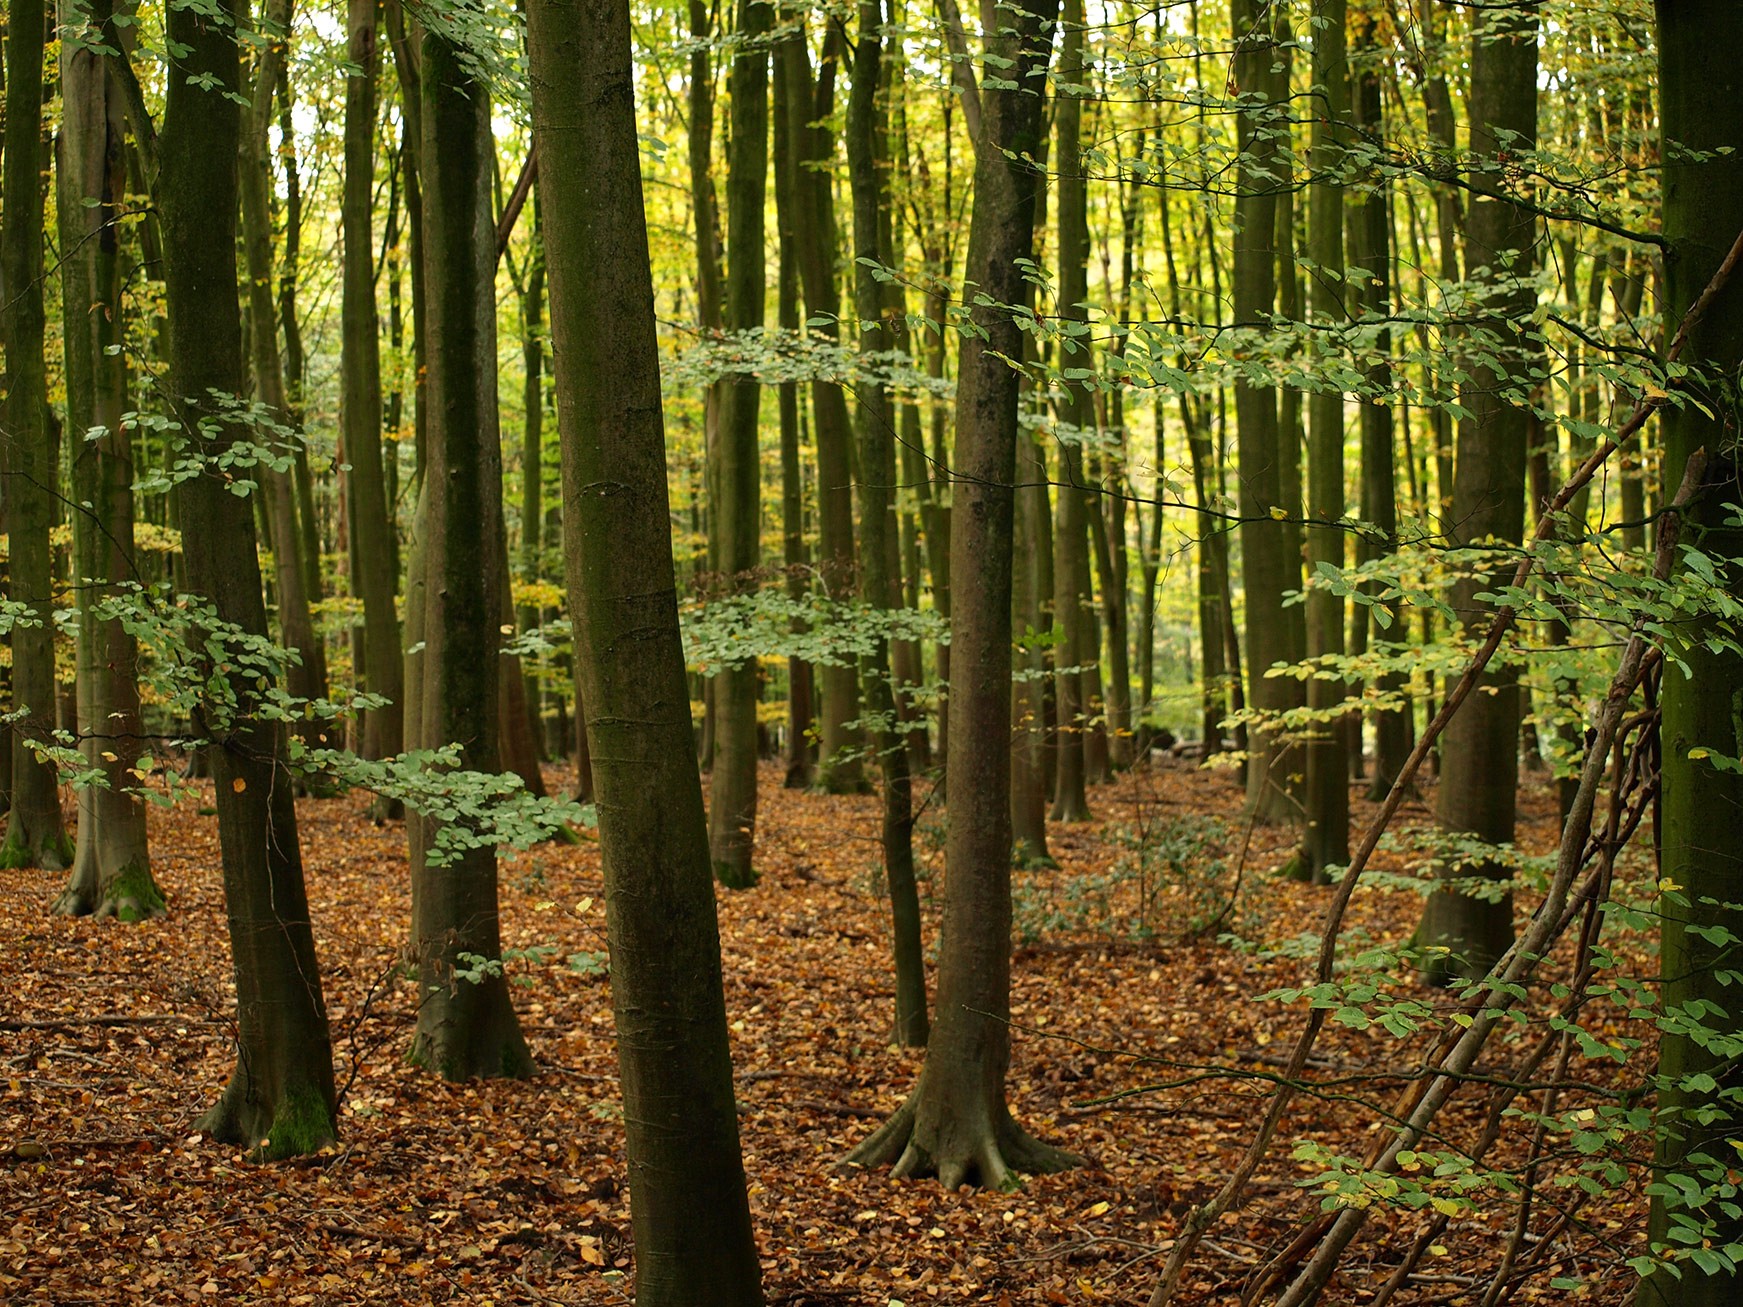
[{"left": 3, "top": 0, "right": 1743, "bottom": 1302}]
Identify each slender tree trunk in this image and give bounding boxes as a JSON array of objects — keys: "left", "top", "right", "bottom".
[
  {"left": 1011, "top": 450, "right": 1055, "bottom": 868},
  {"left": 848, "top": 0, "right": 1079, "bottom": 1188},
  {"left": 407, "top": 11, "right": 533, "bottom": 1079},
  {"left": 1418, "top": 1, "right": 1539, "bottom": 986},
  {"left": 1294, "top": 0, "right": 1350, "bottom": 883},
  {"left": 342, "top": 0, "right": 406, "bottom": 766},
  {"left": 771, "top": 39, "right": 815, "bottom": 790},
  {"left": 848, "top": 0, "right": 928, "bottom": 1045},
  {"left": 528, "top": 5, "right": 764, "bottom": 1299},
  {"left": 148, "top": 0, "right": 337, "bottom": 1156},
  {"left": 1, "top": 0, "right": 72, "bottom": 871},
  {"left": 239, "top": 0, "right": 331, "bottom": 768},
  {"left": 706, "top": 0, "right": 771, "bottom": 887},
  {"left": 53, "top": 0, "right": 162, "bottom": 919},
  {"left": 781, "top": 24, "right": 865, "bottom": 791},
  {"left": 1231, "top": 0, "right": 1307, "bottom": 823}
]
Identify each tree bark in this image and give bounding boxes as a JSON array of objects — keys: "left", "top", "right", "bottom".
[
  {"left": 528, "top": 2, "right": 764, "bottom": 1298},
  {"left": 706, "top": 0, "right": 771, "bottom": 888},
  {"left": 1, "top": 0, "right": 72, "bottom": 871},
  {"left": 1645, "top": 4, "right": 1743, "bottom": 1299},
  {"left": 407, "top": 10, "right": 533, "bottom": 1080},
  {"left": 151, "top": 0, "right": 337, "bottom": 1157},
  {"left": 342, "top": 0, "right": 406, "bottom": 766},
  {"left": 847, "top": 0, "right": 1079, "bottom": 1188},
  {"left": 53, "top": 0, "right": 162, "bottom": 920},
  {"left": 1417, "top": 1, "right": 1539, "bottom": 986},
  {"left": 1231, "top": 0, "right": 1307, "bottom": 823},
  {"left": 1294, "top": 0, "right": 1350, "bottom": 883},
  {"left": 238, "top": 0, "right": 331, "bottom": 769},
  {"left": 847, "top": 0, "right": 928, "bottom": 1046},
  {"left": 781, "top": 23, "right": 865, "bottom": 791}
]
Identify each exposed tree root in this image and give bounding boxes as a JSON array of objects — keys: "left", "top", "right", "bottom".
[{"left": 848, "top": 1095, "right": 1082, "bottom": 1191}]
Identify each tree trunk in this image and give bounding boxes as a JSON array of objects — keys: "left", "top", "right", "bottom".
[
  {"left": 781, "top": 24, "right": 864, "bottom": 791},
  {"left": 342, "top": 0, "right": 406, "bottom": 766},
  {"left": 239, "top": 0, "right": 331, "bottom": 774},
  {"left": 1, "top": 0, "right": 72, "bottom": 872},
  {"left": 407, "top": 12, "right": 533, "bottom": 1080},
  {"left": 53, "top": 0, "right": 162, "bottom": 919},
  {"left": 1294, "top": 0, "right": 1350, "bottom": 884},
  {"left": 772, "top": 41, "right": 815, "bottom": 790},
  {"left": 152, "top": 0, "right": 337, "bottom": 1156},
  {"left": 1231, "top": 0, "right": 1307, "bottom": 823},
  {"left": 1011, "top": 453, "right": 1055, "bottom": 868},
  {"left": 1645, "top": 5, "right": 1743, "bottom": 1299},
  {"left": 706, "top": 0, "right": 771, "bottom": 888},
  {"left": 848, "top": 0, "right": 928, "bottom": 1046},
  {"left": 847, "top": 0, "right": 1078, "bottom": 1188},
  {"left": 528, "top": 4, "right": 764, "bottom": 1299},
  {"left": 1417, "top": 1, "right": 1538, "bottom": 986}
]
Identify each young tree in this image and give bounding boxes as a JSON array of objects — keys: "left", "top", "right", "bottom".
[
  {"left": 706, "top": 0, "right": 771, "bottom": 888},
  {"left": 781, "top": 21, "right": 865, "bottom": 791},
  {"left": 133, "top": 0, "right": 337, "bottom": 1155},
  {"left": 1417, "top": 1, "right": 1539, "bottom": 985},
  {"left": 406, "top": 8, "right": 534, "bottom": 1081},
  {"left": 1230, "top": 0, "right": 1307, "bottom": 824},
  {"left": 342, "top": 0, "right": 406, "bottom": 765},
  {"left": 1049, "top": 0, "right": 1094, "bottom": 824},
  {"left": 1, "top": 0, "right": 73, "bottom": 872},
  {"left": 1645, "top": 3, "right": 1743, "bottom": 1298},
  {"left": 527, "top": 1, "right": 764, "bottom": 1300},
  {"left": 1294, "top": 0, "right": 1350, "bottom": 882},
  {"left": 847, "top": 0, "right": 927, "bottom": 1046},
  {"left": 847, "top": 0, "right": 1079, "bottom": 1188},
  {"left": 53, "top": 0, "right": 163, "bottom": 919}
]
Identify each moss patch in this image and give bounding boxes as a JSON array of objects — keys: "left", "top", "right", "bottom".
[
  {"left": 258, "top": 1084, "right": 337, "bottom": 1162},
  {"left": 103, "top": 860, "right": 167, "bottom": 923}
]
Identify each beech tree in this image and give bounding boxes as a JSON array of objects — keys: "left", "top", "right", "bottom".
[
  {"left": 1417, "top": 0, "right": 1540, "bottom": 985},
  {"left": 528, "top": 0, "right": 764, "bottom": 1298},
  {"left": 406, "top": 5, "right": 534, "bottom": 1081},
  {"left": 1646, "top": 2, "right": 1743, "bottom": 1298},
  {"left": 53, "top": 0, "right": 163, "bottom": 920},
  {"left": 1, "top": 0, "right": 73, "bottom": 872},
  {"left": 847, "top": 0, "right": 1080, "bottom": 1188},
  {"left": 134, "top": 0, "right": 338, "bottom": 1155}
]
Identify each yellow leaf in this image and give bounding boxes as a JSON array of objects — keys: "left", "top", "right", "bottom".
[{"left": 1084, "top": 1200, "right": 1111, "bottom": 1217}]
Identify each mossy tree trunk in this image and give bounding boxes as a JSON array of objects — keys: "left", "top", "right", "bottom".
[
  {"left": 407, "top": 10, "right": 533, "bottom": 1082},
  {"left": 146, "top": 0, "right": 337, "bottom": 1156},
  {"left": 1, "top": 0, "right": 73, "bottom": 873},
  {"left": 54, "top": 0, "right": 162, "bottom": 920},
  {"left": 706, "top": 0, "right": 771, "bottom": 888},
  {"left": 1417, "top": 1, "right": 1538, "bottom": 986},
  {"left": 528, "top": 2, "right": 764, "bottom": 1299},
  {"left": 1644, "top": 3, "right": 1743, "bottom": 1299},
  {"left": 847, "top": 0, "right": 1079, "bottom": 1189}
]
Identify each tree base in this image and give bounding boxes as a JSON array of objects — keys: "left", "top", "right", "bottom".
[
  {"left": 847, "top": 1096, "right": 1082, "bottom": 1192},
  {"left": 53, "top": 859, "right": 166, "bottom": 923},
  {"left": 713, "top": 859, "right": 760, "bottom": 890},
  {"left": 1, "top": 824, "right": 73, "bottom": 872},
  {"left": 198, "top": 1075, "right": 336, "bottom": 1161}
]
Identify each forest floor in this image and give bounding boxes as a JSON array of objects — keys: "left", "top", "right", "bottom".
[{"left": 2, "top": 755, "right": 1648, "bottom": 1305}]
